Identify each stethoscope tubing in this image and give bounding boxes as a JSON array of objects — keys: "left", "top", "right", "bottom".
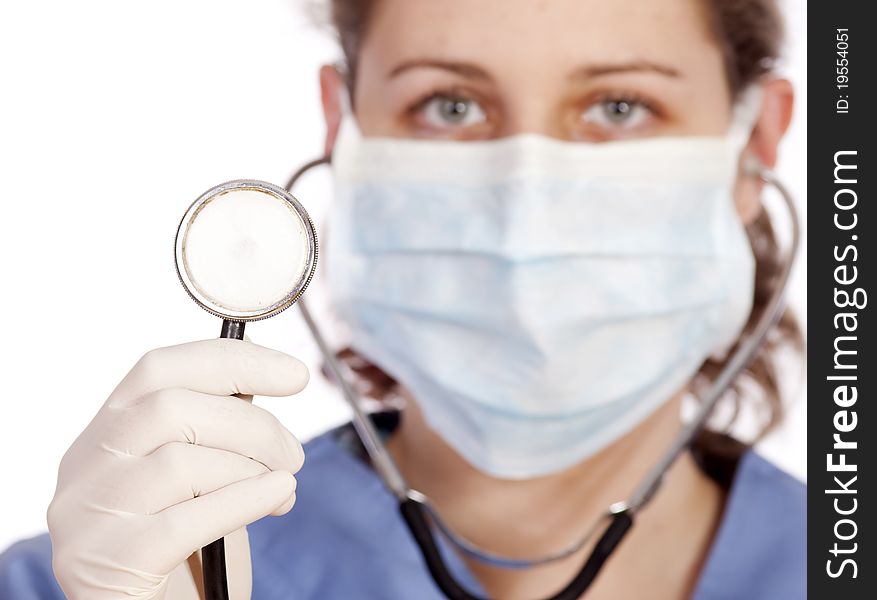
[
  {"left": 627, "top": 163, "right": 800, "bottom": 513},
  {"left": 202, "top": 320, "right": 247, "bottom": 600}
]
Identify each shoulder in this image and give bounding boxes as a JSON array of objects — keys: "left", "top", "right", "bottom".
[
  {"left": 246, "top": 427, "right": 448, "bottom": 599},
  {"left": 692, "top": 450, "right": 806, "bottom": 600},
  {"left": 0, "top": 534, "right": 65, "bottom": 599}
]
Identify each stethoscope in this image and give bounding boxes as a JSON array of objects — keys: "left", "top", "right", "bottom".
[{"left": 173, "top": 153, "right": 799, "bottom": 600}]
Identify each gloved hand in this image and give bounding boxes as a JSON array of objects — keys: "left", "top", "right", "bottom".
[{"left": 47, "top": 338, "right": 309, "bottom": 600}]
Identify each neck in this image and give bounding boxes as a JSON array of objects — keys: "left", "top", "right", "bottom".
[{"left": 385, "top": 392, "right": 725, "bottom": 599}]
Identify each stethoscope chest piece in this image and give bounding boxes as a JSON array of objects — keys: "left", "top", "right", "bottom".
[{"left": 174, "top": 179, "right": 318, "bottom": 322}]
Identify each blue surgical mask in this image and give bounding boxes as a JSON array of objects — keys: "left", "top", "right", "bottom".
[{"left": 326, "top": 101, "right": 758, "bottom": 479}]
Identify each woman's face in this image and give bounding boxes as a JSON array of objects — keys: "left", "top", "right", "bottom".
[{"left": 321, "top": 0, "right": 793, "bottom": 221}]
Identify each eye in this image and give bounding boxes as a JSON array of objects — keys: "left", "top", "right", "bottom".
[
  {"left": 418, "top": 94, "right": 487, "bottom": 129},
  {"left": 582, "top": 97, "right": 653, "bottom": 130}
]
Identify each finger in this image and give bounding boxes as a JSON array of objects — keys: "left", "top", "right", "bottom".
[
  {"left": 117, "top": 442, "right": 270, "bottom": 515},
  {"left": 114, "top": 388, "right": 304, "bottom": 473},
  {"left": 225, "top": 527, "right": 253, "bottom": 600},
  {"left": 110, "top": 339, "right": 309, "bottom": 404},
  {"left": 151, "top": 470, "right": 296, "bottom": 574}
]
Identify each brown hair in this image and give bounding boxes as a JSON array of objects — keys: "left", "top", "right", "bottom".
[{"left": 323, "top": 0, "right": 804, "bottom": 466}]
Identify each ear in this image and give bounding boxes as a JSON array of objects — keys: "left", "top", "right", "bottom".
[
  {"left": 320, "top": 64, "right": 348, "bottom": 157},
  {"left": 735, "top": 78, "right": 794, "bottom": 224}
]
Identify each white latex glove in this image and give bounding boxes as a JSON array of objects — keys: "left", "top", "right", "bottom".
[{"left": 47, "top": 338, "right": 309, "bottom": 600}]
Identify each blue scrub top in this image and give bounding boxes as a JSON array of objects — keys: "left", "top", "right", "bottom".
[{"left": 0, "top": 424, "right": 806, "bottom": 600}]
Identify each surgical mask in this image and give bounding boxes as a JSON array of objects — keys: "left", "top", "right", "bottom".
[{"left": 326, "top": 101, "right": 758, "bottom": 479}]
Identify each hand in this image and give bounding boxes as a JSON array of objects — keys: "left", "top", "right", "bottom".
[{"left": 47, "top": 339, "right": 309, "bottom": 600}]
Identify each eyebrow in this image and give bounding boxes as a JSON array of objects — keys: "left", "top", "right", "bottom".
[
  {"left": 388, "top": 59, "right": 492, "bottom": 81},
  {"left": 387, "top": 58, "right": 681, "bottom": 82},
  {"left": 569, "top": 60, "right": 682, "bottom": 80}
]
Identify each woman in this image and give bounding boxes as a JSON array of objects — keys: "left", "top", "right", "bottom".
[{"left": 0, "top": 0, "right": 804, "bottom": 598}]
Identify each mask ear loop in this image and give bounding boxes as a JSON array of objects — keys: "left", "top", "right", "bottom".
[{"left": 727, "top": 86, "right": 765, "bottom": 151}]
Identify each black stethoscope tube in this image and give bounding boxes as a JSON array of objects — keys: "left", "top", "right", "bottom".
[
  {"left": 202, "top": 320, "right": 246, "bottom": 600},
  {"left": 400, "top": 497, "right": 634, "bottom": 600}
]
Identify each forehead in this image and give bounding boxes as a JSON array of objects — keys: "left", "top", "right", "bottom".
[{"left": 361, "top": 0, "right": 721, "bottom": 75}]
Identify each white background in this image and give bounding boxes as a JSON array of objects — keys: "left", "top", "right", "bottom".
[{"left": 0, "top": 0, "right": 806, "bottom": 552}]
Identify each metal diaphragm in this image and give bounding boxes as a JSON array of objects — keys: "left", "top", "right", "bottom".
[{"left": 174, "top": 179, "right": 317, "bottom": 322}]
